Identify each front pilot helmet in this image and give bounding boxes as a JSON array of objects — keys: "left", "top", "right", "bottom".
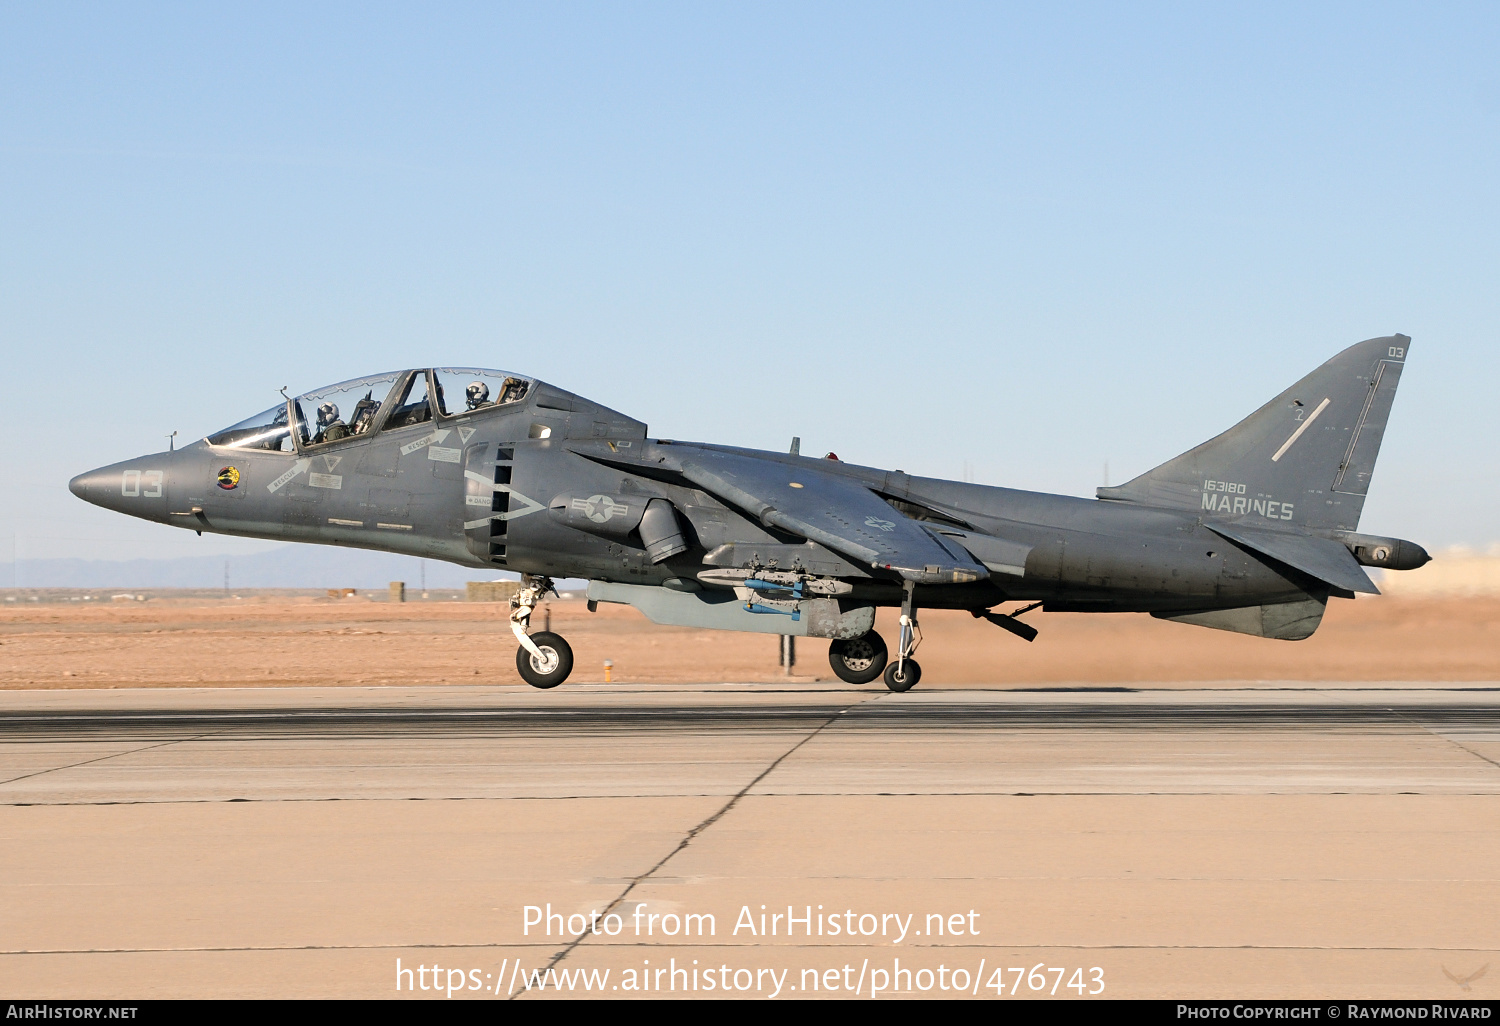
[{"left": 317, "top": 402, "right": 339, "bottom": 425}]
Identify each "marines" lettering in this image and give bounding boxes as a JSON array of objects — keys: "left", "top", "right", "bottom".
[{"left": 1202, "top": 489, "right": 1293, "bottom": 520}]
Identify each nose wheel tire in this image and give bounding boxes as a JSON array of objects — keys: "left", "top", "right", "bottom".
[
  {"left": 516, "top": 631, "right": 574, "bottom": 689},
  {"left": 883, "top": 659, "right": 921, "bottom": 692},
  {"left": 828, "top": 633, "right": 889, "bottom": 685}
]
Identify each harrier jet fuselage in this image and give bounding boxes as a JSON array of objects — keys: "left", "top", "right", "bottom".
[{"left": 70, "top": 337, "right": 1429, "bottom": 690}]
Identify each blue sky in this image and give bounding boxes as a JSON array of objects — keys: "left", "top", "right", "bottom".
[{"left": 2, "top": 2, "right": 1497, "bottom": 564}]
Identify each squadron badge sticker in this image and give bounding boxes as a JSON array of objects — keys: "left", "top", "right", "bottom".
[{"left": 216, "top": 466, "right": 240, "bottom": 490}]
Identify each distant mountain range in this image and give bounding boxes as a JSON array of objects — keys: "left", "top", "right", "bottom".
[{"left": 1, "top": 546, "right": 515, "bottom": 589}]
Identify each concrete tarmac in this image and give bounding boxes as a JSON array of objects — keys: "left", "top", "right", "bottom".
[{"left": 1, "top": 683, "right": 1498, "bottom": 999}]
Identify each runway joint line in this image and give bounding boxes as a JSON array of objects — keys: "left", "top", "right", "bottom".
[
  {"left": 512, "top": 692, "right": 889, "bottom": 997},
  {"left": 0, "top": 732, "right": 222, "bottom": 789}
]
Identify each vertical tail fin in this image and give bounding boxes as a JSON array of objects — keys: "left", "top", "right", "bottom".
[{"left": 1097, "top": 335, "right": 1410, "bottom": 532}]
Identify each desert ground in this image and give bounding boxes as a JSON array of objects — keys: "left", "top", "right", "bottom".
[
  {"left": 2, "top": 591, "right": 1498, "bottom": 688},
  {"left": 1, "top": 592, "right": 1496, "bottom": 1001}
]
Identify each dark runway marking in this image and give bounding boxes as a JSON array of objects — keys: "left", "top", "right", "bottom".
[{"left": 1, "top": 699, "right": 1498, "bottom": 743}]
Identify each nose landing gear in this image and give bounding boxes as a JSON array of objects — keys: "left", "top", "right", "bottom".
[{"left": 511, "top": 575, "right": 574, "bottom": 689}]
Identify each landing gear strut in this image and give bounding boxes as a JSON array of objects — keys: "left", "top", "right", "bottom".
[
  {"left": 884, "top": 581, "right": 922, "bottom": 692},
  {"left": 511, "top": 575, "right": 574, "bottom": 689}
]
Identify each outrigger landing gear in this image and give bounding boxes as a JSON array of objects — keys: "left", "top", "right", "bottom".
[
  {"left": 511, "top": 575, "right": 574, "bottom": 689},
  {"left": 883, "top": 581, "right": 922, "bottom": 692}
]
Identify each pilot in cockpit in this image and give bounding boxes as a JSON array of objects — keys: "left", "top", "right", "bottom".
[
  {"left": 466, "top": 381, "right": 491, "bottom": 411},
  {"left": 315, "top": 402, "right": 348, "bottom": 444}
]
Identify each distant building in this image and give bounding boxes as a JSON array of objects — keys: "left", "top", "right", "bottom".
[{"left": 466, "top": 580, "right": 523, "bottom": 603}]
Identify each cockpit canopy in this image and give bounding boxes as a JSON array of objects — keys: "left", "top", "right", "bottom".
[
  {"left": 206, "top": 368, "right": 534, "bottom": 451},
  {"left": 432, "top": 368, "right": 530, "bottom": 416},
  {"left": 293, "top": 372, "right": 403, "bottom": 447},
  {"left": 205, "top": 404, "right": 296, "bottom": 452}
]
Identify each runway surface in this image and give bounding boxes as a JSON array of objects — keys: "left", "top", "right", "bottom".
[{"left": 2, "top": 683, "right": 1498, "bottom": 999}]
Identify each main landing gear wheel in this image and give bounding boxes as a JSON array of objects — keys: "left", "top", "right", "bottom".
[
  {"left": 883, "top": 659, "right": 921, "bottom": 692},
  {"left": 828, "top": 633, "right": 889, "bottom": 685},
  {"left": 516, "top": 631, "right": 574, "bottom": 689}
]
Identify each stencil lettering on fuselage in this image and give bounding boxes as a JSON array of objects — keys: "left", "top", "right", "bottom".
[
  {"left": 1201, "top": 480, "right": 1293, "bottom": 521},
  {"left": 266, "top": 459, "right": 311, "bottom": 494},
  {"left": 399, "top": 429, "right": 452, "bottom": 456}
]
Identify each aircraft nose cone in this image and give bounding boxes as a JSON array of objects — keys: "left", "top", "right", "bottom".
[
  {"left": 68, "top": 459, "right": 175, "bottom": 520},
  {"left": 69, "top": 468, "right": 108, "bottom": 504}
]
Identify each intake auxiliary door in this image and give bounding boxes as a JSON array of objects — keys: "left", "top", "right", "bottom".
[{"left": 463, "top": 442, "right": 515, "bottom": 566}]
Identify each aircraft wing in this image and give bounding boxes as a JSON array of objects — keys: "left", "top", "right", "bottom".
[
  {"left": 1206, "top": 520, "right": 1379, "bottom": 595},
  {"left": 673, "top": 448, "right": 988, "bottom": 585}
]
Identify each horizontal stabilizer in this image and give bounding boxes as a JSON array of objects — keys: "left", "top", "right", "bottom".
[{"left": 1206, "top": 521, "right": 1379, "bottom": 595}]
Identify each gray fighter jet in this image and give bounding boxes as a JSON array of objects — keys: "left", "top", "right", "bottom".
[{"left": 70, "top": 335, "right": 1429, "bottom": 691}]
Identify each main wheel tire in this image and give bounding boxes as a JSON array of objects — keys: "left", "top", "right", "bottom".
[
  {"left": 883, "top": 658, "right": 921, "bottom": 692},
  {"left": 828, "top": 632, "right": 889, "bottom": 685},
  {"left": 515, "top": 631, "right": 574, "bottom": 689}
]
